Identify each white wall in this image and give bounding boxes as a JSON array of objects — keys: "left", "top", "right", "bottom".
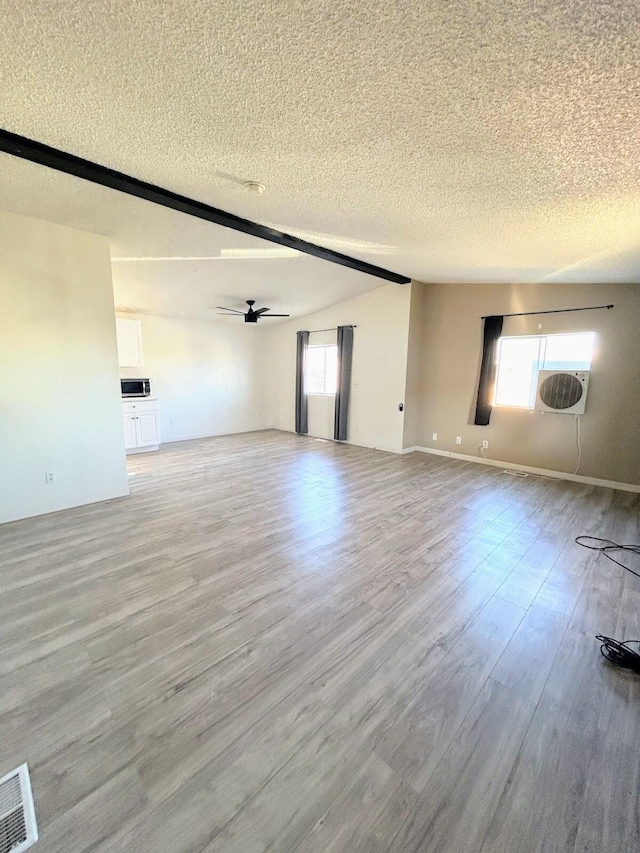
[
  {"left": 118, "top": 313, "right": 271, "bottom": 442},
  {"left": 0, "top": 210, "right": 129, "bottom": 523},
  {"left": 268, "top": 284, "right": 413, "bottom": 453},
  {"left": 403, "top": 282, "right": 427, "bottom": 450}
]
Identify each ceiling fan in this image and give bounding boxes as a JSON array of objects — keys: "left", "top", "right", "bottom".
[{"left": 216, "top": 300, "right": 290, "bottom": 323}]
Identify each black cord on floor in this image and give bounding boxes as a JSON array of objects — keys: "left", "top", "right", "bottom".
[
  {"left": 575, "top": 536, "right": 640, "bottom": 672},
  {"left": 575, "top": 535, "right": 640, "bottom": 579},
  {"left": 595, "top": 635, "right": 640, "bottom": 672}
]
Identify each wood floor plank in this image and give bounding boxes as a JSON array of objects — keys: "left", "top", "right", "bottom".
[
  {"left": 385, "top": 679, "right": 535, "bottom": 853},
  {"left": 479, "top": 629, "right": 615, "bottom": 853},
  {"left": 493, "top": 530, "right": 565, "bottom": 608},
  {"left": 293, "top": 751, "right": 417, "bottom": 853},
  {"left": 198, "top": 702, "right": 383, "bottom": 853},
  {"left": 134, "top": 601, "right": 383, "bottom": 806},
  {"left": 99, "top": 685, "right": 333, "bottom": 853},
  {"left": 32, "top": 720, "right": 139, "bottom": 828},
  {"left": 374, "top": 596, "right": 525, "bottom": 793},
  {"left": 36, "top": 766, "right": 147, "bottom": 853},
  {"left": 490, "top": 602, "right": 572, "bottom": 704},
  {"left": 0, "top": 674, "right": 113, "bottom": 777},
  {"left": 0, "top": 430, "right": 637, "bottom": 853},
  {"left": 572, "top": 667, "right": 640, "bottom": 853}
]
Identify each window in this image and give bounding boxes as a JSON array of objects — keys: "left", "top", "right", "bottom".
[
  {"left": 305, "top": 345, "right": 338, "bottom": 395},
  {"left": 494, "top": 332, "right": 594, "bottom": 408}
]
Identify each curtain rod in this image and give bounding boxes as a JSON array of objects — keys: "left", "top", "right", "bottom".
[
  {"left": 482, "top": 304, "right": 614, "bottom": 320},
  {"left": 306, "top": 325, "right": 357, "bottom": 334}
]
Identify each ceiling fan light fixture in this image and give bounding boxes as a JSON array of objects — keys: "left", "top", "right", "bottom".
[
  {"left": 243, "top": 181, "right": 265, "bottom": 195},
  {"left": 216, "top": 299, "right": 289, "bottom": 322}
]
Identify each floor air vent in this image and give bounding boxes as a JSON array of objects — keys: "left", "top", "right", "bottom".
[{"left": 0, "top": 765, "right": 38, "bottom": 853}]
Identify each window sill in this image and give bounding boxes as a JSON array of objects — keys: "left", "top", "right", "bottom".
[
  {"left": 307, "top": 392, "right": 336, "bottom": 397},
  {"left": 493, "top": 404, "right": 534, "bottom": 410}
]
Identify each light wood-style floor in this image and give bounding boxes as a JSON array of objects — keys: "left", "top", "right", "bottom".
[{"left": 1, "top": 430, "right": 639, "bottom": 853}]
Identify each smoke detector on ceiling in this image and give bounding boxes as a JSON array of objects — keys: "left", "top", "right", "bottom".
[{"left": 243, "top": 181, "right": 265, "bottom": 195}]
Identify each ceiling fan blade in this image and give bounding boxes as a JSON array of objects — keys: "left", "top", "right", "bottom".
[
  {"left": 253, "top": 307, "right": 270, "bottom": 315},
  {"left": 259, "top": 313, "right": 290, "bottom": 317},
  {"left": 216, "top": 307, "right": 245, "bottom": 314}
]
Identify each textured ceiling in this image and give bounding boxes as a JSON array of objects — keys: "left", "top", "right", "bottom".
[
  {"left": 1, "top": 0, "right": 640, "bottom": 320},
  {"left": 0, "top": 154, "right": 382, "bottom": 321}
]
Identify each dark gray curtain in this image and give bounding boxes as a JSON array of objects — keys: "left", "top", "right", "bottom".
[
  {"left": 295, "top": 330, "right": 309, "bottom": 434},
  {"left": 334, "top": 325, "right": 354, "bottom": 441},
  {"left": 474, "top": 315, "right": 504, "bottom": 425}
]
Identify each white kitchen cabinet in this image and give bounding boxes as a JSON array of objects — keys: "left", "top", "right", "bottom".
[
  {"left": 123, "top": 412, "right": 138, "bottom": 450},
  {"left": 116, "top": 318, "right": 144, "bottom": 368},
  {"left": 136, "top": 410, "right": 160, "bottom": 447},
  {"left": 122, "top": 399, "right": 160, "bottom": 453}
]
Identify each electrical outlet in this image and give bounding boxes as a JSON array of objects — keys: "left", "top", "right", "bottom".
[
  {"left": 432, "top": 432, "right": 438, "bottom": 441},
  {"left": 482, "top": 440, "right": 489, "bottom": 449},
  {"left": 45, "top": 471, "right": 56, "bottom": 484},
  {"left": 456, "top": 436, "right": 462, "bottom": 445}
]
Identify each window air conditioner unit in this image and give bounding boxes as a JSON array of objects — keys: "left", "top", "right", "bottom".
[{"left": 535, "top": 370, "right": 589, "bottom": 415}]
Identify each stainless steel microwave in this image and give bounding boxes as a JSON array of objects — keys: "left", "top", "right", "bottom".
[{"left": 121, "top": 378, "right": 151, "bottom": 397}]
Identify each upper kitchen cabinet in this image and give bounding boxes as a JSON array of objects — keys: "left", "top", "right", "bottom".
[{"left": 116, "top": 318, "right": 144, "bottom": 368}]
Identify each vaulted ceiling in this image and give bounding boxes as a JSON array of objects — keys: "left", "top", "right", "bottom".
[{"left": 1, "top": 0, "right": 639, "bottom": 320}]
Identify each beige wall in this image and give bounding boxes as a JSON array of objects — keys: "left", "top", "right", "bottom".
[
  {"left": 118, "top": 312, "right": 272, "bottom": 442},
  {"left": 0, "top": 210, "right": 129, "bottom": 523},
  {"left": 268, "top": 284, "right": 412, "bottom": 453},
  {"left": 412, "top": 282, "right": 640, "bottom": 486}
]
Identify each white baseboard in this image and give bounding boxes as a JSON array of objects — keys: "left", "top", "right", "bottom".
[
  {"left": 273, "top": 427, "right": 402, "bottom": 455},
  {"left": 164, "top": 426, "right": 271, "bottom": 444},
  {"left": 409, "top": 446, "right": 640, "bottom": 493}
]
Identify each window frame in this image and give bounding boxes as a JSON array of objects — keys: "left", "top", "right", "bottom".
[
  {"left": 493, "top": 331, "right": 594, "bottom": 410},
  {"left": 304, "top": 343, "right": 338, "bottom": 396}
]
